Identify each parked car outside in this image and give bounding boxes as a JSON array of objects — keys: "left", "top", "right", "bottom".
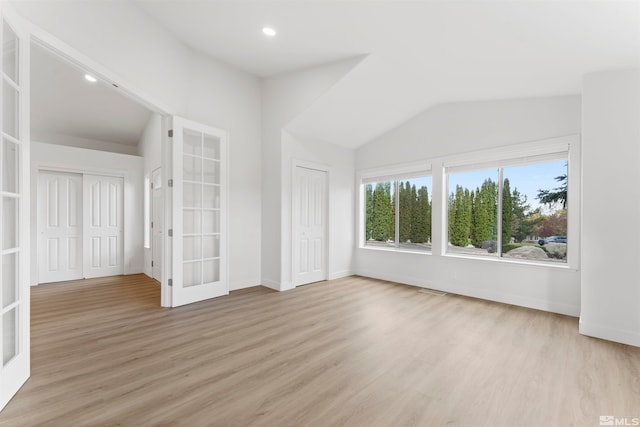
[{"left": 538, "top": 236, "right": 567, "bottom": 245}]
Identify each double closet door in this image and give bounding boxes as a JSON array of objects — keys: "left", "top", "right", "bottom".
[{"left": 38, "top": 171, "right": 124, "bottom": 284}]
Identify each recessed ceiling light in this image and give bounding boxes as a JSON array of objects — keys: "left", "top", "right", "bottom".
[
  {"left": 84, "top": 74, "right": 97, "bottom": 83},
  {"left": 262, "top": 27, "right": 277, "bottom": 37}
]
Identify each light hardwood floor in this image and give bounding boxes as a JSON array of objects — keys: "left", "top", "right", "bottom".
[{"left": 0, "top": 274, "right": 638, "bottom": 426}]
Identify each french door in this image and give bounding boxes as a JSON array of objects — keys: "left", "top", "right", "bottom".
[
  {"left": 171, "top": 117, "right": 228, "bottom": 307},
  {"left": 0, "top": 8, "right": 30, "bottom": 411}
]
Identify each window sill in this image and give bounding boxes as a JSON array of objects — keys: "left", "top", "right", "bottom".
[
  {"left": 359, "top": 245, "right": 432, "bottom": 256},
  {"left": 443, "top": 252, "right": 577, "bottom": 271}
]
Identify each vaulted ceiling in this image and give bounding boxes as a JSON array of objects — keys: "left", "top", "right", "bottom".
[
  {"left": 136, "top": 1, "right": 640, "bottom": 147},
  {"left": 31, "top": 1, "right": 640, "bottom": 150}
]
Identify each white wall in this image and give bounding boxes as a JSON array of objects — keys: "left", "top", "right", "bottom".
[
  {"left": 184, "top": 53, "right": 262, "bottom": 291},
  {"left": 355, "top": 95, "right": 582, "bottom": 316},
  {"left": 261, "top": 58, "right": 362, "bottom": 289},
  {"left": 280, "top": 131, "right": 355, "bottom": 290},
  {"left": 30, "top": 142, "right": 144, "bottom": 284},
  {"left": 14, "top": 1, "right": 263, "bottom": 290},
  {"left": 580, "top": 69, "right": 640, "bottom": 346}
]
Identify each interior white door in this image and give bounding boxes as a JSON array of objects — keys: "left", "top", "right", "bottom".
[
  {"left": 151, "top": 168, "right": 162, "bottom": 281},
  {"left": 171, "top": 116, "right": 227, "bottom": 307},
  {"left": 38, "top": 171, "right": 83, "bottom": 283},
  {"left": 0, "top": 7, "right": 30, "bottom": 412},
  {"left": 293, "top": 166, "right": 328, "bottom": 286},
  {"left": 83, "top": 174, "right": 124, "bottom": 279}
]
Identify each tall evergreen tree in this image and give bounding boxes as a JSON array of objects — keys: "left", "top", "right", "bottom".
[
  {"left": 502, "top": 178, "right": 513, "bottom": 246},
  {"left": 451, "top": 186, "right": 472, "bottom": 246},
  {"left": 398, "top": 181, "right": 411, "bottom": 242},
  {"left": 371, "top": 182, "right": 393, "bottom": 241},
  {"left": 410, "top": 185, "right": 430, "bottom": 243},
  {"left": 471, "top": 179, "right": 497, "bottom": 247},
  {"left": 365, "top": 184, "right": 374, "bottom": 240}
]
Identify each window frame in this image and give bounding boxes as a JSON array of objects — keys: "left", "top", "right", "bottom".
[
  {"left": 356, "top": 135, "right": 580, "bottom": 271},
  {"left": 359, "top": 161, "right": 432, "bottom": 254},
  {"left": 441, "top": 136, "right": 579, "bottom": 269}
]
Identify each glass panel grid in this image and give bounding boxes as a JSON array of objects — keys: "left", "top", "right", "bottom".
[
  {"left": 2, "top": 137, "right": 19, "bottom": 194},
  {"left": 2, "top": 22, "right": 18, "bottom": 85},
  {"left": 182, "top": 127, "right": 224, "bottom": 288},
  {"left": 2, "top": 78, "right": 19, "bottom": 139},
  {"left": 3, "top": 307, "right": 18, "bottom": 366},
  {"left": 2, "top": 252, "right": 18, "bottom": 309},
  {"left": 3, "top": 196, "right": 18, "bottom": 250}
]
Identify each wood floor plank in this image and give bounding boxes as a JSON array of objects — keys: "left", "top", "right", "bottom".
[{"left": 0, "top": 274, "right": 638, "bottom": 426}]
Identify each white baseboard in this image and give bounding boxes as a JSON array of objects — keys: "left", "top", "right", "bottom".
[
  {"left": 579, "top": 318, "right": 640, "bottom": 347},
  {"left": 357, "top": 269, "right": 580, "bottom": 317},
  {"left": 230, "top": 278, "right": 261, "bottom": 291},
  {"left": 329, "top": 270, "right": 354, "bottom": 280},
  {"left": 261, "top": 278, "right": 281, "bottom": 291}
]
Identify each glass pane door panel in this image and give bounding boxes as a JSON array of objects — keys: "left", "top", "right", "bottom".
[
  {"left": 2, "top": 197, "right": 17, "bottom": 250},
  {"left": 183, "top": 236, "right": 202, "bottom": 261},
  {"left": 2, "top": 253, "right": 17, "bottom": 308},
  {"left": 2, "top": 80, "right": 18, "bottom": 139},
  {"left": 183, "top": 182, "right": 202, "bottom": 208},
  {"left": 203, "top": 259, "right": 220, "bottom": 283},
  {"left": 183, "top": 261, "right": 202, "bottom": 287},
  {"left": 183, "top": 154, "right": 202, "bottom": 182},
  {"left": 202, "top": 210, "right": 220, "bottom": 234},
  {"left": 2, "top": 22, "right": 18, "bottom": 83},
  {"left": 2, "top": 138, "right": 18, "bottom": 193},
  {"left": 183, "top": 209, "right": 202, "bottom": 234},
  {"left": 183, "top": 129, "right": 202, "bottom": 156},
  {"left": 2, "top": 308, "right": 17, "bottom": 366},
  {"left": 202, "top": 235, "right": 220, "bottom": 259},
  {"left": 2, "top": 23, "right": 18, "bottom": 84},
  {"left": 202, "top": 159, "right": 219, "bottom": 184},
  {"left": 202, "top": 185, "right": 220, "bottom": 209},
  {"left": 203, "top": 135, "right": 220, "bottom": 160}
]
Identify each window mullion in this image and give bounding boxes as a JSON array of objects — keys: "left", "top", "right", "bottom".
[
  {"left": 394, "top": 180, "right": 400, "bottom": 248},
  {"left": 497, "top": 167, "right": 504, "bottom": 257}
]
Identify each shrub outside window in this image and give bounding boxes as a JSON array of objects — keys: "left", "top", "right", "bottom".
[
  {"left": 446, "top": 157, "right": 568, "bottom": 263},
  {"left": 364, "top": 174, "right": 432, "bottom": 252}
]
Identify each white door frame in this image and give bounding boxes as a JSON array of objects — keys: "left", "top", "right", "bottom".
[
  {"left": 291, "top": 159, "right": 330, "bottom": 287},
  {"left": 151, "top": 167, "right": 163, "bottom": 282},
  {"left": 24, "top": 19, "right": 174, "bottom": 305}
]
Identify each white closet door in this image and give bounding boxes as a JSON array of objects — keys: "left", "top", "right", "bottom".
[
  {"left": 38, "top": 171, "right": 83, "bottom": 283},
  {"left": 83, "top": 175, "right": 124, "bottom": 279},
  {"left": 293, "top": 166, "right": 328, "bottom": 286}
]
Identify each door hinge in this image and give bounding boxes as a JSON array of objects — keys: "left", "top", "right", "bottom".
[
  {"left": 151, "top": 182, "right": 154, "bottom": 189},
  {"left": 151, "top": 261, "right": 154, "bottom": 267},
  {"left": 151, "top": 221, "right": 154, "bottom": 228},
  {"left": 168, "top": 278, "right": 173, "bottom": 287},
  {"left": 168, "top": 129, "right": 173, "bottom": 138},
  {"left": 168, "top": 179, "right": 173, "bottom": 187},
  {"left": 168, "top": 229, "right": 173, "bottom": 237}
]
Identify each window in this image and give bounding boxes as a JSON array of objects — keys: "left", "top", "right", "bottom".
[
  {"left": 446, "top": 155, "right": 568, "bottom": 263},
  {"left": 364, "top": 173, "right": 432, "bottom": 252}
]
